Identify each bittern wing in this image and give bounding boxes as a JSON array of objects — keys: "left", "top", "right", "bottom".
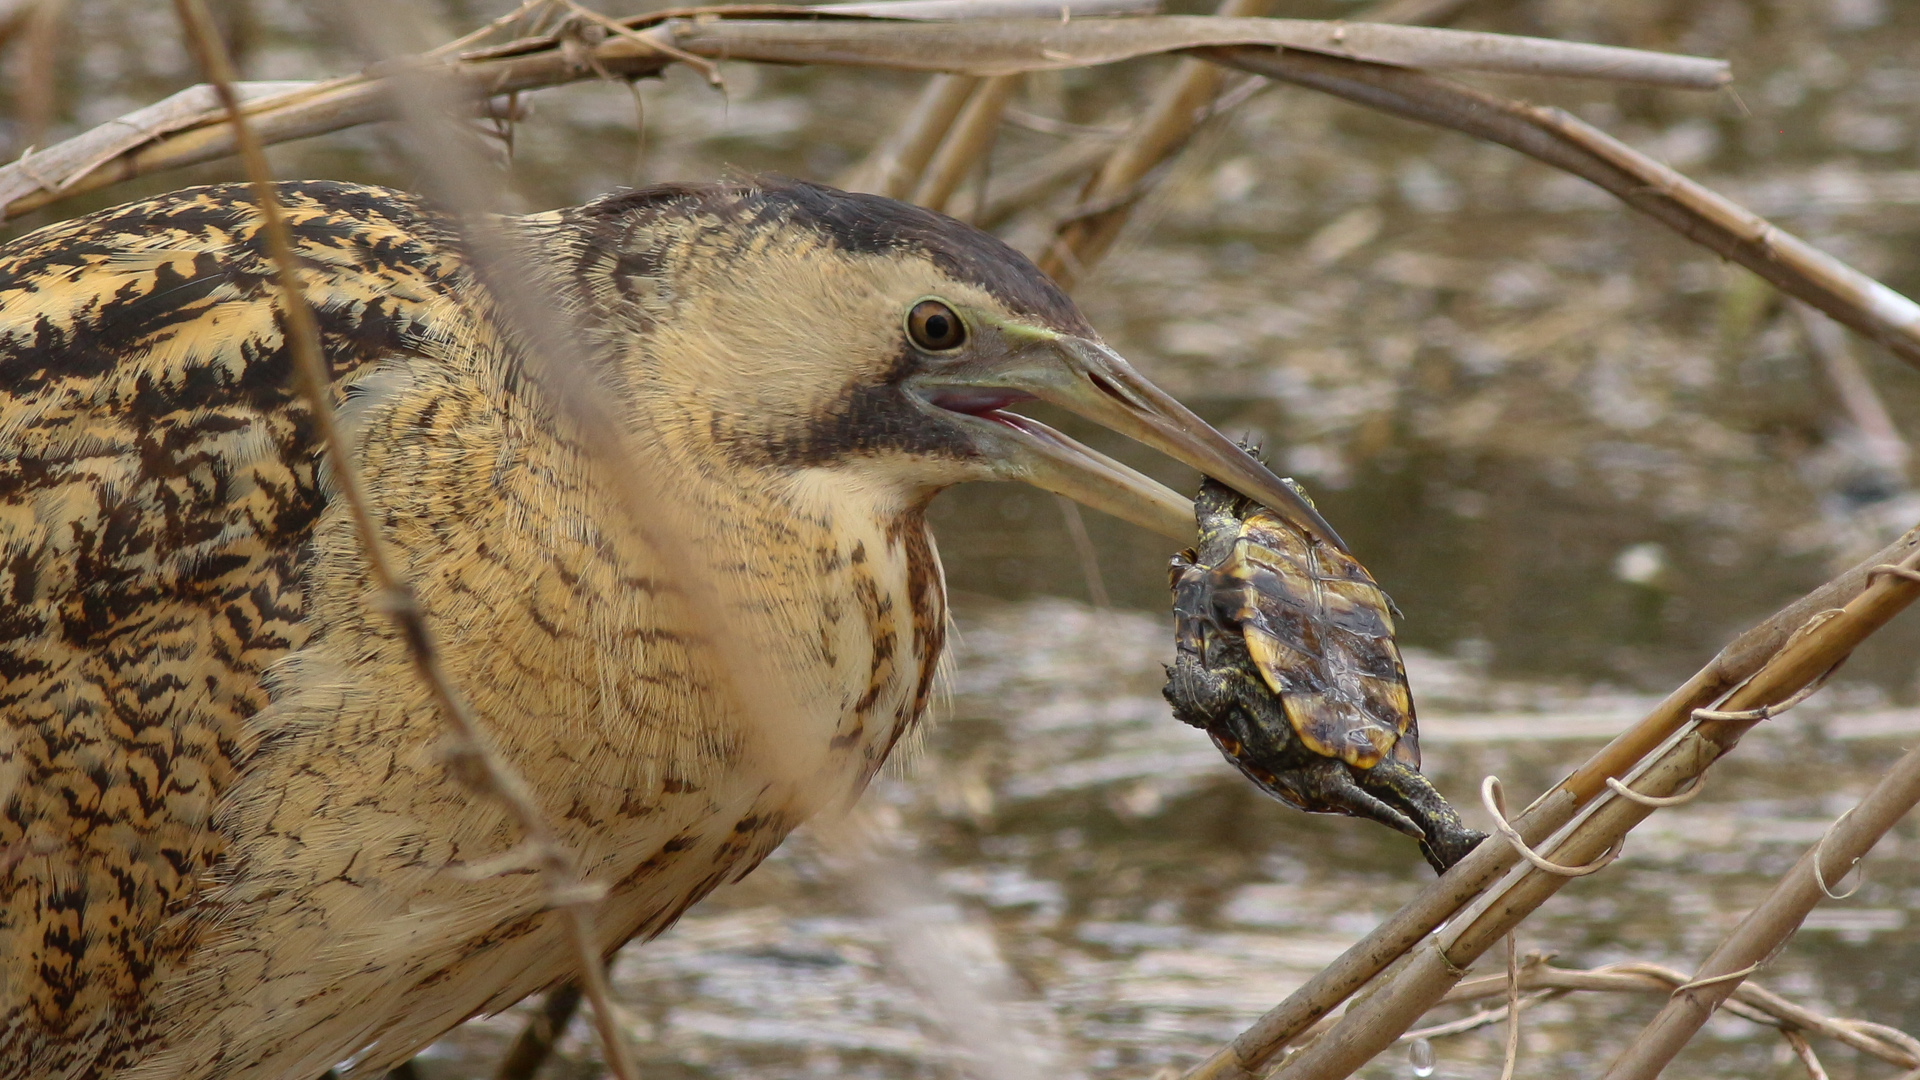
[{"left": 0, "top": 181, "right": 478, "bottom": 1075}]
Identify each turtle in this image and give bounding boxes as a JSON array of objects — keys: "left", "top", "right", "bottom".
[{"left": 1161, "top": 456, "right": 1485, "bottom": 873}]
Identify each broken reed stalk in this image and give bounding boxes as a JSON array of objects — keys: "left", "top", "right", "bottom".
[
  {"left": 168, "top": 4, "right": 639, "bottom": 1080},
  {"left": 1175, "top": 526, "right": 1920, "bottom": 1080},
  {"left": 1200, "top": 45, "right": 1920, "bottom": 371},
  {"left": 1601, "top": 703, "right": 1920, "bottom": 1078},
  {"left": 1038, "top": 0, "right": 1272, "bottom": 288},
  {"left": 1268, "top": 540, "right": 1920, "bottom": 1080}
]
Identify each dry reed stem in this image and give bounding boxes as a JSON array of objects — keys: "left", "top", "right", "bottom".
[
  {"left": 1600, "top": 728, "right": 1920, "bottom": 1075},
  {"left": 841, "top": 73, "right": 982, "bottom": 198},
  {"left": 912, "top": 74, "right": 1018, "bottom": 213},
  {"left": 18, "top": 7, "right": 1920, "bottom": 1075},
  {"left": 1174, "top": 526, "right": 1920, "bottom": 1080},
  {"left": 1268, "top": 539, "right": 1920, "bottom": 1080},
  {"left": 1037, "top": 0, "right": 1271, "bottom": 287},
  {"left": 1203, "top": 45, "right": 1920, "bottom": 371},
  {"left": 168, "top": 3, "right": 640, "bottom": 1079},
  {"left": 661, "top": 17, "right": 1728, "bottom": 86},
  {"left": 0, "top": 9, "right": 1725, "bottom": 224},
  {"left": 828, "top": 0, "right": 1155, "bottom": 15}
]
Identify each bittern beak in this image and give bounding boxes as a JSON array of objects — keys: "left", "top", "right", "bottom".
[{"left": 910, "top": 327, "right": 1349, "bottom": 552}]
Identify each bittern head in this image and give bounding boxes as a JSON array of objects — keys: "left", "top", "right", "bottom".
[{"left": 550, "top": 178, "right": 1342, "bottom": 548}]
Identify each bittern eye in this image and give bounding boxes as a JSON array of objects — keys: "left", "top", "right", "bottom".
[{"left": 906, "top": 299, "right": 966, "bottom": 352}]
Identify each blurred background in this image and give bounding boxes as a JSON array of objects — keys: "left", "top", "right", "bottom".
[{"left": 4, "top": 1, "right": 1918, "bottom": 1076}]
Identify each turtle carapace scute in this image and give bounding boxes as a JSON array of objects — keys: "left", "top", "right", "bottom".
[{"left": 1161, "top": 458, "right": 1485, "bottom": 874}]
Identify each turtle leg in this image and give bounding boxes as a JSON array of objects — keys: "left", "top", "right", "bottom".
[
  {"left": 1163, "top": 652, "right": 1236, "bottom": 731},
  {"left": 1353, "top": 760, "right": 1488, "bottom": 874},
  {"left": 1293, "top": 757, "right": 1425, "bottom": 841}
]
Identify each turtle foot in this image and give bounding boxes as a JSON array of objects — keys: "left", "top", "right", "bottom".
[
  {"left": 1355, "top": 760, "right": 1487, "bottom": 874},
  {"left": 1294, "top": 758, "right": 1425, "bottom": 842}
]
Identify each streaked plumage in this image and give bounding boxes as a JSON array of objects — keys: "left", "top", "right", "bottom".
[{"left": 0, "top": 176, "right": 1340, "bottom": 1078}]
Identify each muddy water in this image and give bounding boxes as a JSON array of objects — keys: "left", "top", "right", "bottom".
[{"left": 9, "top": 0, "right": 1920, "bottom": 1076}]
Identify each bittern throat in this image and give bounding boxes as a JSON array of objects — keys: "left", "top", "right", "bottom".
[{"left": 0, "top": 177, "right": 1335, "bottom": 1079}]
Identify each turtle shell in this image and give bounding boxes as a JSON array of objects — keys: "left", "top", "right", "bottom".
[{"left": 1188, "top": 479, "right": 1418, "bottom": 772}]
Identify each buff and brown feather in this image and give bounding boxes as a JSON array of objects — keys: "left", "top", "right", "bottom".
[{"left": 0, "top": 178, "right": 1078, "bottom": 1078}]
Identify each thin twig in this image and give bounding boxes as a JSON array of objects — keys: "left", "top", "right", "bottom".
[
  {"left": 551, "top": 0, "right": 723, "bottom": 85},
  {"left": 1399, "top": 992, "right": 1553, "bottom": 1042},
  {"left": 1481, "top": 776, "right": 1622, "bottom": 877},
  {"left": 1360, "top": 0, "right": 1475, "bottom": 23},
  {"left": 1002, "top": 106, "right": 1127, "bottom": 139},
  {"left": 423, "top": 0, "right": 554, "bottom": 59},
  {"left": 169, "top": 3, "right": 641, "bottom": 1078},
  {"left": 1604, "top": 775, "right": 1702, "bottom": 807}
]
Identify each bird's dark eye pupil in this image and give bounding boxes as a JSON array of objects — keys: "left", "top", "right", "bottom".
[{"left": 907, "top": 299, "right": 965, "bottom": 351}]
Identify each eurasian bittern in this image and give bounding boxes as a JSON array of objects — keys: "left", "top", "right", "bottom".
[{"left": 0, "top": 177, "right": 1341, "bottom": 1079}]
